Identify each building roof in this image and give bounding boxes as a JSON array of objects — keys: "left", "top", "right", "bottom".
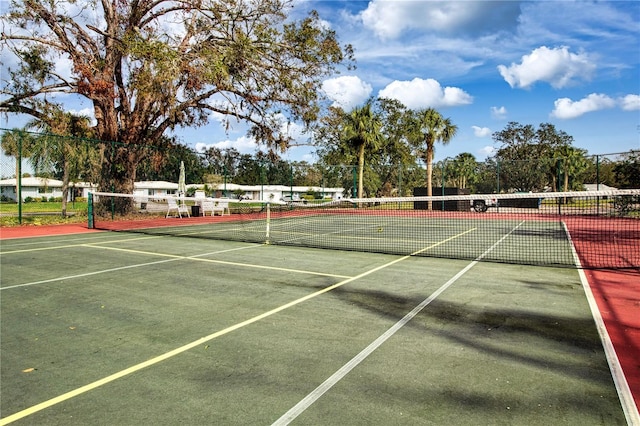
[
  {"left": 583, "top": 183, "right": 617, "bottom": 191},
  {"left": 0, "top": 177, "right": 63, "bottom": 187},
  {"left": 0, "top": 177, "right": 97, "bottom": 188},
  {"left": 134, "top": 181, "right": 179, "bottom": 190}
]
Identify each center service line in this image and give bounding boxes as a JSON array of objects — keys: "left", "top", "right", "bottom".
[{"left": 272, "top": 224, "right": 521, "bottom": 425}]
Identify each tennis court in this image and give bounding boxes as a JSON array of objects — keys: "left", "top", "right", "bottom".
[{"left": 1, "top": 212, "right": 638, "bottom": 424}]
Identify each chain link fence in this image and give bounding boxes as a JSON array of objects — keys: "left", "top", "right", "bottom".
[{"left": 1, "top": 128, "right": 638, "bottom": 224}]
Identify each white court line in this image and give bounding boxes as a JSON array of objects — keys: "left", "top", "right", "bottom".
[
  {"left": 0, "top": 227, "right": 476, "bottom": 425},
  {"left": 272, "top": 222, "right": 522, "bottom": 425},
  {"left": 88, "top": 244, "right": 353, "bottom": 279},
  {"left": 0, "top": 235, "right": 163, "bottom": 255},
  {"left": 0, "top": 233, "right": 119, "bottom": 248},
  {"left": 1, "top": 257, "right": 183, "bottom": 290},
  {"left": 563, "top": 223, "right": 640, "bottom": 426},
  {"left": 1, "top": 244, "right": 349, "bottom": 291}
]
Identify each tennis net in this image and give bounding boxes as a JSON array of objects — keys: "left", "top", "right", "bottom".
[{"left": 89, "top": 189, "right": 640, "bottom": 269}]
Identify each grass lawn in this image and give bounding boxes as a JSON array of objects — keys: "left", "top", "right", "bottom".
[{"left": 0, "top": 201, "right": 88, "bottom": 227}]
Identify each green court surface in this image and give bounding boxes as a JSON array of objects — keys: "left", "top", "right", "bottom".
[{"left": 0, "top": 231, "right": 630, "bottom": 425}]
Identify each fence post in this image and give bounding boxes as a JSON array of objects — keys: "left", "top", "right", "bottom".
[
  {"left": 17, "top": 132, "right": 22, "bottom": 224},
  {"left": 352, "top": 166, "right": 357, "bottom": 198},
  {"left": 596, "top": 155, "right": 600, "bottom": 190},
  {"left": 87, "top": 192, "right": 94, "bottom": 229},
  {"left": 223, "top": 164, "right": 228, "bottom": 197},
  {"left": 596, "top": 155, "right": 600, "bottom": 215},
  {"left": 290, "top": 164, "right": 294, "bottom": 200}
]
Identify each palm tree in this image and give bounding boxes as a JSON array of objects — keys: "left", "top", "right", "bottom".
[
  {"left": 410, "top": 108, "right": 458, "bottom": 208},
  {"left": 450, "top": 153, "right": 477, "bottom": 189},
  {"left": 557, "top": 146, "right": 588, "bottom": 193},
  {"left": 342, "top": 102, "right": 382, "bottom": 198},
  {"left": 27, "top": 112, "right": 94, "bottom": 216},
  {"left": 1, "top": 129, "right": 35, "bottom": 198}
]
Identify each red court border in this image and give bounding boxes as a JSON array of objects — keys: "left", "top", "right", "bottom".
[
  {"left": 584, "top": 268, "right": 640, "bottom": 411},
  {"left": 0, "top": 223, "right": 99, "bottom": 239},
  {"left": 1, "top": 222, "right": 638, "bottom": 414}
]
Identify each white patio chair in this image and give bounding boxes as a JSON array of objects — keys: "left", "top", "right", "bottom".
[
  {"left": 200, "top": 199, "right": 216, "bottom": 216},
  {"left": 166, "top": 197, "right": 190, "bottom": 218},
  {"left": 216, "top": 199, "right": 230, "bottom": 216}
]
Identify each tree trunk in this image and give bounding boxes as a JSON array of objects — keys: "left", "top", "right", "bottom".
[
  {"left": 96, "top": 142, "right": 141, "bottom": 214},
  {"left": 426, "top": 147, "right": 434, "bottom": 210},
  {"left": 357, "top": 143, "right": 365, "bottom": 199}
]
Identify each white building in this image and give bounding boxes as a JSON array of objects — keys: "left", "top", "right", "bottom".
[
  {"left": 132, "top": 181, "right": 344, "bottom": 202},
  {"left": 2, "top": 178, "right": 344, "bottom": 203},
  {"left": 583, "top": 183, "right": 617, "bottom": 192},
  {"left": 0, "top": 177, "right": 96, "bottom": 201},
  {"left": 202, "top": 183, "right": 345, "bottom": 202}
]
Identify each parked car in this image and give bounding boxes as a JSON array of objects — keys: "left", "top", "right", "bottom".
[
  {"left": 471, "top": 197, "right": 497, "bottom": 212},
  {"left": 282, "top": 194, "right": 310, "bottom": 205}
]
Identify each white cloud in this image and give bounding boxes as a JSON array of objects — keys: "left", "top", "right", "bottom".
[
  {"left": 498, "top": 46, "right": 595, "bottom": 89},
  {"left": 472, "top": 126, "right": 491, "bottom": 138},
  {"left": 274, "top": 113, "right": 308, "bottom": 142},
  {"left": 551, "top": 93, "right": 616, "bottom": 119},
  {"left": 620, "top": 94, "right": 640, "bottom": 111},
  {"left": 322, "top": 76, "right": 373, "bottom": 111},
  {"left": 359, "top": 1, "right": 520, "bottom": 40},
  {"left": 478, "top": 145, "right": 496, "bottom": 158},
  {"left": 67, "top": 107, "right": 96, "bottom": 125},
  {"left": 360, "top": 1, "right": 418, "bottom": 39},
  {"left": 195, "top": 135, "right": 257, "bottom": 153},
  {"left": 490, "top": 106, "right": 507, "bottom": 120},
  {"left": 378, "top": 78, "right": 472, "bottom": 109},
  {"left": 193, "top": 114, "right": 308, "bottom": 154}
]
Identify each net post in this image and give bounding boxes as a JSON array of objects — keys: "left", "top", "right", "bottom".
[
  {"left": 87, "top": 192, "right": 94, "bottom": 229},
  {"left": 265, "top": 202, "right": 271, "bottom": 244}
]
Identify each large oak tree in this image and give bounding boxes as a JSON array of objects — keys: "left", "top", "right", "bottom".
[{"left": 1, "top": 0, "right": 353, "bottom": 198}]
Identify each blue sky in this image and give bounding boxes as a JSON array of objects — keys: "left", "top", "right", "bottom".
[
  {"left": 281, "top": 0, "right": 640, "bottom": 163},
  {"left": 2, "top": 0, "right": 639, "bottom": 165}
]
